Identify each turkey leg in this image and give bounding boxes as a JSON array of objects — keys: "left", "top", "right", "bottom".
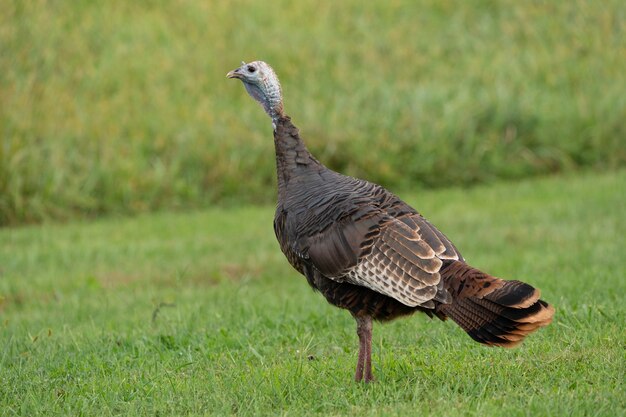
[{"left": 354, "top": 316, "right": 374, "bottom": 382}]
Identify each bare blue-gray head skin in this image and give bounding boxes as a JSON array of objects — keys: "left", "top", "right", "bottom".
[{"left": 227, "top": 61, "right": 284, "bottom": 127}]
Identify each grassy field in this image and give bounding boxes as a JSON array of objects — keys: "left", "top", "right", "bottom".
[
  {"left": 1, "top": 170, "right": 624, "bottom": 416},
  {"left": 2, "top": 0, "right": 625, "bottom": 224}
]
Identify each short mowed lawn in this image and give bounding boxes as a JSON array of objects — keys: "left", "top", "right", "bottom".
[{"left": 1, "top": 170, "right": 625, "bottom": 416}]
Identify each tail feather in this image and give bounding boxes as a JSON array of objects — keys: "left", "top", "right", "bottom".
[
  {"left": 483, "top": 280, "right": 540, "bottom": 309},
  {"left": 447, "top": 301, "right": 514, "bottom": 346},
  {"left": 472, "top": 297, "right": 553, "bottom": 324},
  {"left": 438, "top": 261, "right": 554, "bottom": 348},
  {"left": 453, "top": 298, "right": 531, "bottom": 346}
]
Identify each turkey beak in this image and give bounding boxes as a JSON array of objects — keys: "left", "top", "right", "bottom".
[{"left": 226, "top": 67, "right": 243, "bottom": 79}]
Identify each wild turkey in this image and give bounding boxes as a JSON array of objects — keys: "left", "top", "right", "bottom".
[{"left": 227, "top": 61, "right": 554, "bottom": 382}]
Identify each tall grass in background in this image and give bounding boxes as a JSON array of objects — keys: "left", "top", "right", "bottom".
[{"left": 1, "top": 0, "right": 625, "bottom": 225}]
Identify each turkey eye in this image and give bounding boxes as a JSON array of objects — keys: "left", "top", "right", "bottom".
[{"left": 247, "top": 66, "right": 256, "bottom": 73}]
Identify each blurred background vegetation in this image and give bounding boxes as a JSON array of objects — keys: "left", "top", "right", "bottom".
[{"left": 1, "top": 0, "right": 625, "bottom": 226}]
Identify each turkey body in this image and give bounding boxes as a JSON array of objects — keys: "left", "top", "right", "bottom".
[
  {"left": 272, "top": 116, "right": 552, "bottom": 345},
  {"left": 227, "top": 61, "right": 553, "bottom": 383}
]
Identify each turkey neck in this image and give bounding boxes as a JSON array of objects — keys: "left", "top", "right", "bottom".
[{"left": 273, "top": 116, "right": 322, "bottom": 199}]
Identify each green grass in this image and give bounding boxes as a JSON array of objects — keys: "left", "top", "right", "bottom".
[
  {"left": 2, "top": 0, "right": 625, "bottom": 225},
  {"left": 1, "top": 170, "right": 624, "bottom": 416}
]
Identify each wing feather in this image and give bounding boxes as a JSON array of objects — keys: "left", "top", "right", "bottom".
[
  {"left": 305, "top": 213, "right": 446, "bottom": 307},
  {"left": 294, "top": 182, "right": 459, "bottom": 308}
]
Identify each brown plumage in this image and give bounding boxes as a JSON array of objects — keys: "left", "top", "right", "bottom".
[{"left": 227, "top": 61, "right": 554, "bottom": 382}]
